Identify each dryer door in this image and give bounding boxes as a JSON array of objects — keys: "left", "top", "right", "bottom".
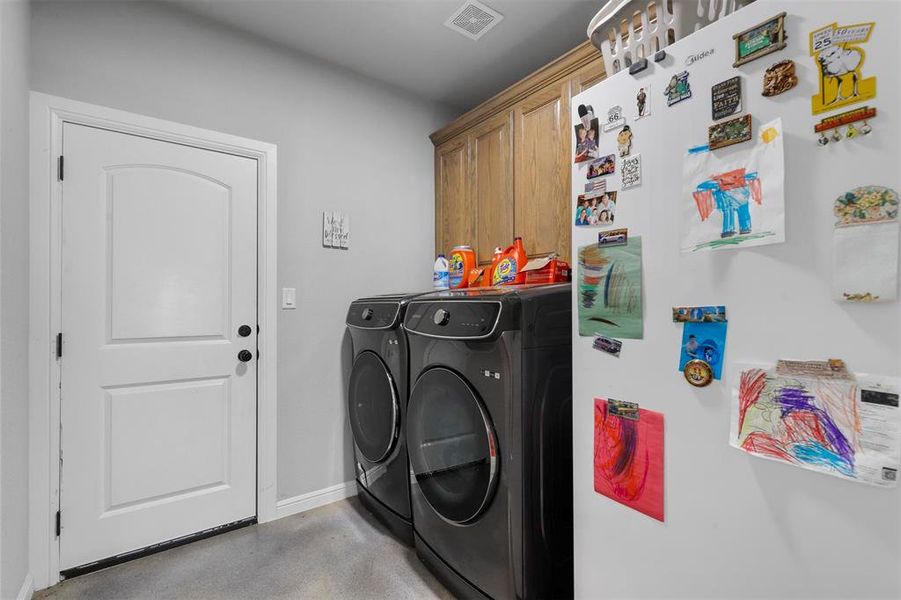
[
  {"left": 407, "top": 367, "right": 499, "bottom": 524},
  {"left": 348, "top": 351, "right": 400, "bottom": 463}
]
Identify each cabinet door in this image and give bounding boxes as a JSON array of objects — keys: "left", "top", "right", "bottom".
[
  {"left": 435, "top": 136, "right": 474, "bottom": 257},
  {"left": 570, "top": 58, "right": 606, "bottom": 96},
  {"left": 469, "top": 112, "right": 513, "bottom": 264},
  {"left": 513, "top": 81, "right": 571, "bottom": 262}
]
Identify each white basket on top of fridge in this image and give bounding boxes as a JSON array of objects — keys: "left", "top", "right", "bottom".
[{"left": 588, "top": 0, "right": 752, "bottom": 75}]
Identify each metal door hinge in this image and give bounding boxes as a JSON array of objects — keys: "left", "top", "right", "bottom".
[
  {"left": 56, "top": 333, "right": 63, "bottom": 358},
  {"left": 55, "top": 511, "right": 61, "bottom": 537},
  {"left": 58, "top": 156, "right": 64, "bottom": 182}
]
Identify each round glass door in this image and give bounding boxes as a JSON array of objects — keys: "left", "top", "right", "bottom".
[
  {"left": 348, "top": 351, "right": 400, "bottom": 463},
  {"left": 406, "top": 367, "right": 498, "bottom": 524}
]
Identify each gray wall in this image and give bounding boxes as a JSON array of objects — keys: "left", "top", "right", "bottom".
[
  {"left": 0, "top": 0, "right": 31, "bottom": 597},
  {"left": 31, "top": 1, "right": 455, "bottom": 502}
]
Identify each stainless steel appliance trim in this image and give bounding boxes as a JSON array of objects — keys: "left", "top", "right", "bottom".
[
  {"left": 350, "top": 351, "right": 401, "bottom": 464},
  {"left": 345, "top": 300, "right": 403, "bottom": 330},
  {"left": 404, "top": 300, "right": 503, "bottom": 340}
]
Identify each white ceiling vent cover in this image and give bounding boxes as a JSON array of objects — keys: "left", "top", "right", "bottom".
[{"left": 444, "top": 1, "right": 504, "bottom": 41}]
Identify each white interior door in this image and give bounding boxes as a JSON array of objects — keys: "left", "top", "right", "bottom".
[{"left": 59, "top": 123, "right": 258, "bottom": 570}]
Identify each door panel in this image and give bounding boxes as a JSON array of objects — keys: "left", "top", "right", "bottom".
[
  {"left": 570, "top": 59, "right": 606, "bottom": 96},
  {"left": 348, "top": 351, "right": 400, "bottom": 463},
  {"left": 470, "top": 113, "right": 513, "bottom": 264},
  {"left": 108, "top": 167, "right": 230, "bottom": 340},
  {"left": 60, "top": 123, "right": 257, "bottom": 570},
  {"left": 406, "top": 368, "right": 499, "bottom": 525},
  {"left": 435, "top": 136, "right": 473, "bottom": 256},
  {"left": 513, "top": 82, "right": 572, "bottom": 262}
]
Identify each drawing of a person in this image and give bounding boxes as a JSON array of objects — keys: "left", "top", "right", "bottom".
[{"left": 693, "top": 168, "right": 762, "bottom": 238}]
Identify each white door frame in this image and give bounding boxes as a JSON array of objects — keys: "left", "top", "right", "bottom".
[{"left": 28, "top": 92, "right": 279, "bottom": 589}]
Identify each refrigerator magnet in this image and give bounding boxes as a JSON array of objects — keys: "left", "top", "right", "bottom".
[
  {"left": 809, "top": 21, "right": 876, "bottom": 115},
  {"left": 635, "top": 86, "right": 650, "bottom": 119},
  {"left": 664, "top": 71, "right": 692, "bottom": 106},
  {"left": 602, "top": 105, "right": 626, "bottom": 132},
  {"left": 617, "top": 125, "right": 633, "bottom": 157},
  {"left": 762, "top": 59, "right": 798, "bottom": 97},
  {"left": 732, "top": 12, "right": 787, "bottom": 67},
  {"left": 683, "top": 360, "right": 714, "bottom": 387},
  {"left": 708, "top": 114, "right": 752, "bottom": 150}
]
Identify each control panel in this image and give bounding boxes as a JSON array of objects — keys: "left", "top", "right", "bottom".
[
  {"left": 404, "top": 301, "right": 501, "bottom": 339},
  {"left": 345, "top": 301, "right": 401, "bottom": 329}
]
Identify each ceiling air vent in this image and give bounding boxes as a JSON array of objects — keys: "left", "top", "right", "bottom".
[{"left": 444, "top": 1, "right": 503, "bottom": 41}]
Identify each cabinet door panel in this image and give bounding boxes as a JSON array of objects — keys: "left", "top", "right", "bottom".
[
  {"left": 435, "top": 136, "right": 473, "bottom": 257},
  {"left": 470, "top": 112, "right": 513, "bottom": 264},
  {"left": 514, "top": 82, "right": 571, "bottom": 262},
  {"left": 570, "top": 59, "right": 606, "bottom": 96}
]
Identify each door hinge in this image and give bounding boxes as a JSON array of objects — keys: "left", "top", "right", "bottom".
[
  {"left": 256, "top": 349, "right": 260, "bottom": 360},
  {"left": 56, "top": 332, "right": 63, "bottom": 358},
  {"left": 55, "top": 510, "right": 61, "bottom": 537},
  {"left": 58, "top": 156, "right": 64, "bottom": 182}
]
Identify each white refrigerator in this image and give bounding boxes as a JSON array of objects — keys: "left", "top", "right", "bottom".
[{"left": 570, "top": 1, "right": 900, "bottom": 598}]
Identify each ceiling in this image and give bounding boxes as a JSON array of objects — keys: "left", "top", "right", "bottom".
[{"left": 168, "top": 0, "right": 603, "bottom": 113}]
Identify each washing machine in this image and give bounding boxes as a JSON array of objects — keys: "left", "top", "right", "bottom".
[
  {"left": 345, "top": 293, "right": 424, "bottom": 544},
  {"left": 403, "top": 285, "right": 573, "bottom": 599}
]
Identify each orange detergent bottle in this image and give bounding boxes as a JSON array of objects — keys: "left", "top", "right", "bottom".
[
  {"left": 492, "top": 237, "right": 528, "bottom": 286},
  {"left": 482, "top": 246, "right": 503, "bottom": 287},
  {"left": 448, "top": 245, "right": 476, "bottom": 289}
]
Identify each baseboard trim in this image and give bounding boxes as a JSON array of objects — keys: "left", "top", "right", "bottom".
[
  {"left": 275, "top": 481, "right": 357, "bottom": 520},
  {"left": 17, "top": 573, "right": 34, "bottom": 600}
]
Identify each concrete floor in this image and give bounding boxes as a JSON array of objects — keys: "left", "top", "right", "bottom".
[{"left": 36, "top": 497, "right": 453, "bottom": 600}]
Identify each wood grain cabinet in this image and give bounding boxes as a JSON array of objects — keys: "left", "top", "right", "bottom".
[
  {"left": 434, "top": 135, "right": 472, "bottom": 259},
  {"left": 431, "top": 41, "right": 605, "bottom": 266}
]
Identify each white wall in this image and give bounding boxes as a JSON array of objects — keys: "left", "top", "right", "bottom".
[
  {"left": 30, "top": 1, "right": 455, "bottom": 503},
  {"left": 1, "top": 0, "right": 32, "bottom": 597}
]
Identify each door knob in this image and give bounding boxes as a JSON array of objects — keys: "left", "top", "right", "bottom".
[
  {"left": 238, "top": 350, "right": 253, "bottom": 362},
  {"left": 238, "top": 325, "right": 252, "bottom": 337}
]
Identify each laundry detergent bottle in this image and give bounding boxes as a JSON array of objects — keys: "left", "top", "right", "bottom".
[
  {"left": 448, "top": 245, "right": 475, "bottom": 289},
  {"left": 433, "top": 254, "right": 449, "bottom": 290},
  {"left": 492, "top": 237, "right": 527, "bottom": 286}
]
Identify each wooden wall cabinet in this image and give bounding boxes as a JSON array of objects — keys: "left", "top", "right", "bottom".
[{"left": 432, "top": 41, "right": 605, "bottom": 265}]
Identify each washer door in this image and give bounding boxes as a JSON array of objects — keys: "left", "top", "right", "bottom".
[
  {"left": 407, "top": 367, "right": 499, "bottom": 524},
  {"left": 348, "top": 351, "right": 400, "bottom": 463}
]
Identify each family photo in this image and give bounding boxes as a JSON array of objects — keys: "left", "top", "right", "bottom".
[{"left": 575, "top": 192, "right": 617, "bottom": 227}]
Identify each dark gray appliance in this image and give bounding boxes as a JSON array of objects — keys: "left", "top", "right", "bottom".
[
  {"left": 403, "top": 285, "right": 573, "bottom": 599},
  {"left": 345, "top": 293, "right": 424, "bottom": 544}
]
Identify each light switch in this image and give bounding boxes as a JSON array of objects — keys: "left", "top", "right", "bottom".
[{"left": 282, "top": 287, "right": 296, "bottom": 310}]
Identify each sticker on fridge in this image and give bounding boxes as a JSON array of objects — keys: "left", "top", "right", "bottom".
[
  {"left": 577, "top": 237, "right": 642, "bottom": 339},
  {"left": 809, "top": 21, "right": 876, "bottom": 115},
  {"left": 681, "top": 118, "right": 785, "bottom": 253}
]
